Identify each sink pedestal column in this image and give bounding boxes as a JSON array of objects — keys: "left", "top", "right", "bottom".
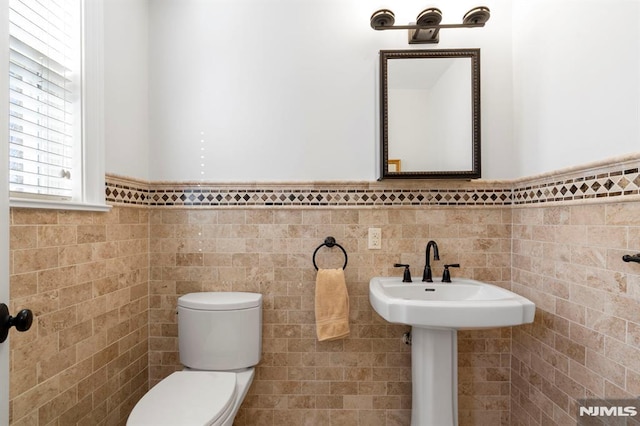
[{"left": 411, "top": 327, "right": 458, "bottom": 426}]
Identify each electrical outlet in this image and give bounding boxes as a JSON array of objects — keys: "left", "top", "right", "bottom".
[{"left": 368, "top": 228, "right": 382, "bottom": 249}]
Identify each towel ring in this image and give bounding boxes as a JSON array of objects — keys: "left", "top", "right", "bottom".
[{"left": 312, "top": 237, "right": 348, "bottom": 271}]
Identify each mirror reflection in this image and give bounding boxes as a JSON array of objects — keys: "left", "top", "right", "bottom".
[{"left": 380, "top": 49, "right": 481, "bottom": 179}]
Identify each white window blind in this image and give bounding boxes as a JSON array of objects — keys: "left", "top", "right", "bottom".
[{"left": 9, "top": 0, "right": 81, "bottom": 199}]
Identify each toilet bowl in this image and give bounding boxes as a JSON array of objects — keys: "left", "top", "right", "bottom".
[
  {"left": 127, "top": 292, "right": 262, "bottom": 426},
  {"left": 127, "top": 369, "right": 254, "bottom": 426}
]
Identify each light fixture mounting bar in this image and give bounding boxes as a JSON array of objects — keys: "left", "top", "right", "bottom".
[{"left": 372, "top": 22, "right": 485, "bottom": 31}]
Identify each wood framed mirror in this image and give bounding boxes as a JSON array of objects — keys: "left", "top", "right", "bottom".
[{"left": 379, "top": 49, "right": 481, "bottom": 179}]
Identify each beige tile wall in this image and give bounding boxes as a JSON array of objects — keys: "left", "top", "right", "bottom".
[
  {"left": 10, "top": 179, "right": 640, "bottom": 425},
  {"left": 148, "top": 207, "right": 513, "bottom": 425},
  {"left": 8, "top": 207, "right": 149, "bottom": 426},
  {"left": 510, "top": 201, "right": 640, "bottom": 425}
]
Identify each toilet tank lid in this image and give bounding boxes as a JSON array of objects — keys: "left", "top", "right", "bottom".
[{"left": 178, "top": 292, "right": 262, "bottom": 310}]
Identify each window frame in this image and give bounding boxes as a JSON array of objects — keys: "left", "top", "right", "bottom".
[{"left": 8, "top": 0, "right": 109, "bottom": 212}]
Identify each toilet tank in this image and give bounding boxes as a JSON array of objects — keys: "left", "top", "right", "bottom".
[{"left": 177, "top": 292, "right": 262, "bottom": 371}]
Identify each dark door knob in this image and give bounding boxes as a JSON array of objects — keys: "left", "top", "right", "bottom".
[{"left": 0, "top": 303, "right": 33, "bottom": 343}]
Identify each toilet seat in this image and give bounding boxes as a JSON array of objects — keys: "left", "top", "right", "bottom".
[{"left": 127, "top": 371, "right": 237, "bottom": 426}]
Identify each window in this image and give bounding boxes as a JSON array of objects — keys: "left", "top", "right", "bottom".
[{"left": 8, "top": 0, "right": 108, "bottom": 211}]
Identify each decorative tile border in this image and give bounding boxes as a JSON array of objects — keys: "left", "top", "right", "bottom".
[
  {"left": 511, "top": 155, "right": 640, "bottom": 205},
  {"left": 105, "top": 178, "right": 512, "bottom": 208},
  {"left": 512, "top": 167, "right": 640, "bottom": 204},
  {"left": 144, "top": 188, "right": 513, "bottom": 207},
  {"left": 105, "top": 154, "right": 640, "bottom": 208},
  {"left": 105, "top": 175, "right": 149, "bottom": 207}
]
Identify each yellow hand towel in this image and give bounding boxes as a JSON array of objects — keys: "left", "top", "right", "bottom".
[{"left": 315, "top": 268, "right": 350, "bottom": 341}]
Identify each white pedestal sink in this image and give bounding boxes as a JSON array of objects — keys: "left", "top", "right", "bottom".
[{"left": 369, "top": 277, "right": 535, "bottom": 426}]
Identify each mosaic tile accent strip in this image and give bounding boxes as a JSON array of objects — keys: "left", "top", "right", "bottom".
[
  {"left": 105, "top": 155, "right": 640, "bottom": 208},
  {"left": 512, "top": 159, "right": 640, "bottom": 205},
  {"left": 105, "top": 176, "right": 149, "bottom": 206},
  {"left": 146, "top": 187, "right": 512, "bottom": 207}
]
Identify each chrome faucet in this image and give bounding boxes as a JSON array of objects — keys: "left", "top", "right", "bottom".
[{"left": 422, "top": 240, "right": 440, "bottom": 282}]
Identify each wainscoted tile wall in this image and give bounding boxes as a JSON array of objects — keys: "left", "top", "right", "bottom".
[
  {"left": 8, "top": 208, "right": 149, "bottom": 426},
  {"left": 510, "top": 202, "right": 640, "bottom": 425},
  {"left": 147, "top": 207, "right": 513, "bottom": 425},
  {"left": 8, "top": 153, "right": 640, "bottom": 425}
]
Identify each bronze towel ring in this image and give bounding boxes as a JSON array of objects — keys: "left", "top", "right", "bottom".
[{"left": 312, "top": 237, "right": 348, "bottom": 271}]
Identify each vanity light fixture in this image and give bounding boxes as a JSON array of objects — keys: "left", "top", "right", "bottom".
[{"left": 370, "top": 6, "right": 490, "bottom": 44}]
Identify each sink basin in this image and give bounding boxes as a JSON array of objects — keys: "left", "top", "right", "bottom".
[
  {"left": 370, "top": 276, "right": 535, "bottom": 425},
  {"left": 369, "top": 276, "right": 535, "bottom": 329}
]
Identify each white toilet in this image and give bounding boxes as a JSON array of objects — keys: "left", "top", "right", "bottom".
[{"left": 127, "top": 292, "right": 262, "bottom": 426}]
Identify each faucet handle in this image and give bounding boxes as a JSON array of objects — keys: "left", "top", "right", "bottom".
[
  {"left": 394, "top": 263, "right": 412, "bottom": 283},
  {"left": 441, "top": 264, "right": 460, "bottom": 283}
]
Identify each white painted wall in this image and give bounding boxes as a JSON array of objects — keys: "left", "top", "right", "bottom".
[
  {"left": 104, "top": 0, "right": 150, "bottom": 180},
  {"left": 512, "top": 0, "right": 640, "bottom": 177},
  {"left": 146, "top": 0, "right": 515, "bottom": 181},
  {"left": 102, "top": 0, "right": 639, "bottom": 182}
]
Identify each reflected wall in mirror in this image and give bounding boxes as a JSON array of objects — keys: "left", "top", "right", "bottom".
[{"left": 380, "top": 49, "right": 481, "bottom": 179}]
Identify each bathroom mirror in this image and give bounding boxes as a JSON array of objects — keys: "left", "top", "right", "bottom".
[{"left": 379, "top": 49, "right": 481, "bottom": 179}]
